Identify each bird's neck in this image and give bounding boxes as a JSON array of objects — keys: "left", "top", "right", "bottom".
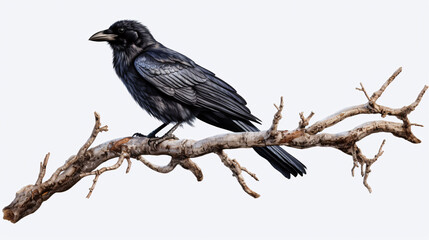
[
  {"left": 112, "top": 42, "right": 160, "bottom": 78},
  {"left": 114, "top": 44, "right": 141, "bottom": 64},
  {"left": 112, "top": 44, "right": 143, "bottom": 78}
]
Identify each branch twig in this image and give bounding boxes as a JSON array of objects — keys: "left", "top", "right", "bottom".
[
  {"left": 35, "top": 153, "right": 50, "bottom": 186},
  {"left": 216, "top": 150, "right": 260, "bottom": 198},
  {"left": 80, "top": 148, "right": 130, "bottom": 198}
]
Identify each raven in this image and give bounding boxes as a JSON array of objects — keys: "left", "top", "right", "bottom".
[{"left": 89, "top": 20, "right": 306, "bottom": 178}]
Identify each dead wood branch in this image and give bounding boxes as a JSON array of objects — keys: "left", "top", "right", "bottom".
[
  {"left": 3, "top": 68, "right": 427, "bottom": 223},
  {"left": 216, "top": 150, "right": 260, "bottom": 198}
]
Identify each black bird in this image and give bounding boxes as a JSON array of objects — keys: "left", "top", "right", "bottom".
[{"left": 89, "top": 20, "right": 306, "bottom": 178}]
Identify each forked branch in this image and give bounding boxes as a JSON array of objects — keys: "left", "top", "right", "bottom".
[{"left": 3, "top": 68, "right": 427, "bottom": 223}]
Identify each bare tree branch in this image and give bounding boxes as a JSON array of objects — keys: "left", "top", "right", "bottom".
[
  {"left": 216, "top": 150, "right": 260, "bottom": 198},
  {"left": 80, "top": 147, "right": 130, "bottom": 198},
  {"left": 3, "top": 68, "right": 427, "bottom": 223}
]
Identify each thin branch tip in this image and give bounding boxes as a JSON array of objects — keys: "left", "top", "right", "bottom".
[
  {"left": 397, "top": 66, "right": 403, "bottom": 72},
  {"left": 178, "top": 158, "right": 204, "bottom": 181},
  {"left": 216, "top": 151, "right": 260, "bottom": 198},
  {"left": 356, "top": 82, "right": 371, "bottom": 101},
  {"left": 268, "top": 97, "right": 285, "bottom": 136},
  {"left": 36, "top": 153, "right": 50, "bottom": 186},
  {"left": 299, "top": 111, "right": 315, "bottom": 129}
]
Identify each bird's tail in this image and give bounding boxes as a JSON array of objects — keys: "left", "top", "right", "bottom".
[
  {"left": 197, "top": 112, "right": 306, "bottom": 178},
  {"left": 233, "top": 120, "right": 306, "bottom": 179}
]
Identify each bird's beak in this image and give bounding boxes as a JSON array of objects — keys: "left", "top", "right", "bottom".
[{"left": 89, "top": 30, "right": 117, "bottom": 42}]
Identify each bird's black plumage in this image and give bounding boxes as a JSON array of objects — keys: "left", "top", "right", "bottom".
[{"left": 90, "top": 20, "right": 306, "bottom": 178}]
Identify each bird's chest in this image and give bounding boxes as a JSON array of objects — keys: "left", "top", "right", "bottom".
[
  {"left": 117, "top": 65, "right": 157, "bottom": 104},
  {"left": 113, "top": 52, "right": 158, "bottom": 100}
]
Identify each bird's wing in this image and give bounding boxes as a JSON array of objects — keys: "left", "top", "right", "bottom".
[{"left": 134, "top": 48, "right": 260, "bottom": 123}]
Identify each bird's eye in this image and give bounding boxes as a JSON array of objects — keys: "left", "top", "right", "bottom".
[{"left": 118, "top": 28, "right": 125, "bottom": 33}]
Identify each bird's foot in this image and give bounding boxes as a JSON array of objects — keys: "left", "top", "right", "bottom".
[
  {"left": 148, "top": 132, "right": 179, "bottom": 150},
  {"left": 132, "top": 132, "right": 161, "bottom": 138},
  {"left": 134, "top": 122, "right": 182, "bottom": 149},
  {"left": 132, "top": 132, "right": 147, "bottom": 138}
]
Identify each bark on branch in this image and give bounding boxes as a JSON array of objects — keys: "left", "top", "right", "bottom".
[{"left": 3, "top": 68, "right": 427, "bottom": 223}]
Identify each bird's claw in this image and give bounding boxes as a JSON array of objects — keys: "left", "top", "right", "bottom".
[
  {"left": 132, "top": 132, "right": 177, "bottom": 149},
  {"left": 148, "top": 133, "right": 178, "bottom": 150},
  {"left": 132, "top": 132, "right": 147, "bottom": 138}
]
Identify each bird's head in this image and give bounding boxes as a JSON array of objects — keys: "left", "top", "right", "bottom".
[{"left": 89, "top": 20, "right": 156, "bottom": 52}]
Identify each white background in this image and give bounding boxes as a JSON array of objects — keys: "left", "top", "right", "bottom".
[{"left": 0, "top": 0, "right": 428, "bottom": 239}]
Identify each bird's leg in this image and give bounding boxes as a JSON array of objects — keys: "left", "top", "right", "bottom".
[
  {"left": 132, "top": 123, "right": 169, "bottom": 138},
  {"left": 148, "top": 122, "right": 182, "bottom": 149},
  {"left": 163, "top": 122, "right": 181, "bottom": 139},
  {"left": 147, "top": 123, "right": 169, "bottom": 138}
]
